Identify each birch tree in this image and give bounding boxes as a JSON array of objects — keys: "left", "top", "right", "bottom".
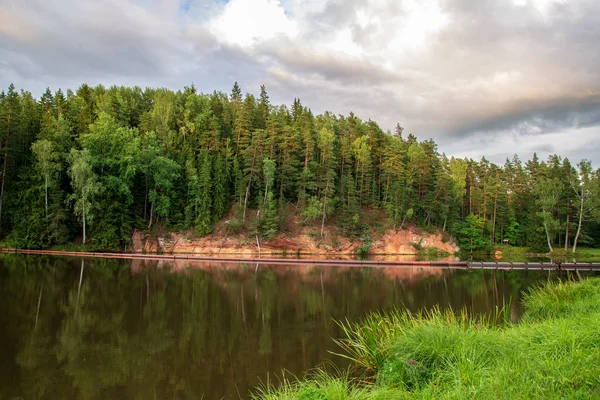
[
  {"left": 572, "top": 160, "right": 599, "bottom": 252},
  {"left": 533, "top": 177, "right": 562, "bottom": 252},
  {"left": 68, "top": 149, "right": 101, "bottom": 244}
]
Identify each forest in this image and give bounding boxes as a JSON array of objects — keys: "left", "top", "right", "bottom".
[{"left": 0, "top": 82, "right": 599, "bottom": 252}]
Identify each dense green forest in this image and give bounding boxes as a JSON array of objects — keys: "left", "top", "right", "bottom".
[{"left": 0, "top": 83, "right": 599, "bottom": 251}]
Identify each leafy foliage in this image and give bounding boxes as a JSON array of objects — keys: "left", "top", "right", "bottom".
[
  {"left": 456, "top": 214, "right": 488, "bottom": 252},
  {"left": 0, "top": 83, "right": 598, "bottom": 250}
]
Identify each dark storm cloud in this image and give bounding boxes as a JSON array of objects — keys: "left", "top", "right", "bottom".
[
  {"left": 447, "top": 95, "right": 600, "bottom": 138},
  {"left": 295, "top": 0, "right": 600, "bottom": 146},
  {"left": 417, "top": 0, "right": 600, "bottom": 138}
]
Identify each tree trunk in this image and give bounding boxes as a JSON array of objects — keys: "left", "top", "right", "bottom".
[
  {"left": 385, "top": 175, "right": 390, "bottom": 201},
  {"left": 147, "top": 195, "right": 154, "bottom": 228},
  {"left": 263, "top": 179, "right": 269, "bottom": 220},
  {"left": 482, "top": 176, "right": 487, "bottom": 224},
  {"left": 543, "top": 221, "right": 553, "bottom": 253},
  {"left": 82, "top": 198, "right": 87, "bottom": 244},
  {"left": 242, "top": 174, "right": 252, "bottom": 221},
  {"left": 491, "top": 189, "right": 497, "bottom": 244},
  {"left": 304, "top": 142, "right": 309, "bottom": 169},
  {"left": 144, "top": 176, "right": 148, "bottom": 222},
  {"left": 556, "top": 206, "right": 562, "bottom": 249},
  {"left": 573, "top": 195, "right": 584, "bottom": 253},
  {"left": 0, "top": 110, "right": 10, "bottom": 236},
  {"left": 360, "top": 164, "right": 365, "bottom": 204},
  {"left": 45, "top": 175, "right": 48, "bottom": 216},
  {"left": 468, "top": 172, "right": 473, "bottom": 215},
  {"left": 0, "top": 150, "right": 8, "bottom": 235},
  {"left": 564, "top": 212, "right": 569, "bottom": 251},
  {"left": 279, "top": 179, "right": 284, "bottom": 201},
  {"left": 320, "top": 181, "right": 329, "bottom": 238},
  {"left": 377, "top": 166, "right": 381, "bottom": 203}
]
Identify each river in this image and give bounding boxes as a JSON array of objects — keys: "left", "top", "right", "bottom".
[{"left": 0, "top": 254, "right": 595, "bottom": 399}]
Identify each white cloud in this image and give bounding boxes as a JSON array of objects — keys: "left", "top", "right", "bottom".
[
  {"left": 209, "top": 0, "right": 298, "bottom": 48},
  {"left": 327, "top": 27, "right": 364, "bottom": 58},
  {"left": 386, "top": 0, "right": 449, "bottom": 52},
  {"left": 1, "top": 0, "right": 600, "bottom": 166},
  {"left": 513, "top": 0, "right": 568, "bottom": 19}
]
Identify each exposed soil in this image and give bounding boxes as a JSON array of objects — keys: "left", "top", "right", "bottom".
[{"left": 132, "top": 222, "right": 459, "bottom": 257}]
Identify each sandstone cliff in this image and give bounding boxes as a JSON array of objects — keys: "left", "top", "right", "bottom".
[{"left": 132, "top": 226, "right": 459, "bottom": 257}]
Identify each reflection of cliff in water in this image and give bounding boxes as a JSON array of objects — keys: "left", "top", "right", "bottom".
[
  {"left": 0, "top": 254, "right": 564, "bottom": 400},
  {"left": 129, "top": 258, "right": 448, "bottom": 284}
]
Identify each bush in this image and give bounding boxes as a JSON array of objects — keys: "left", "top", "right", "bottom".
[
  {"left": 340, "top": 212, "right": 368, "bottom": 238},
  {"left": 357, "top": 235, "right": 372, "bottom": 257},
  {"left": 225, "top": 217, "right": 243, "bottom": 235},
  {"left": 300, "top": 196, "right": 322, "bottom": 225},
  {"left": 411, "top": 237, "right": 424, "bottom": 251},
  {"left": 455, "top": 214, "right": 488, "bottom": 253},
  {"left": 441, "top": 232, "right": 450, "bottom": 243}
]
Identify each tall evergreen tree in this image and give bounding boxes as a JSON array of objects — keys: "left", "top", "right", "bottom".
[{"left": 0, "top": 83, "right": 598, "bottom": 251}]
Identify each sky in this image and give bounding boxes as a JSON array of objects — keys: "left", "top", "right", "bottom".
[{"left": 1, "top": 0, "right": 599, "bottom": 166}]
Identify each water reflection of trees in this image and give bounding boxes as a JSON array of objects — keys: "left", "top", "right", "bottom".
[{"left": 0, "top": 255, "right": 561, "bottom": 400}]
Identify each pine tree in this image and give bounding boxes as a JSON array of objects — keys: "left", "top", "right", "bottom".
[
  {"left": 457, "top": 214, "right": 487, "bottom": 252},
  {"left": 185, "top": 157, "right": 201, "bottom": 228},
  {"left": 195, "top": 150, "right": 212, "bottom": 235},
  {"left": 260, "top": 158, "right": 278, "bottom": 239},
  {"left": 0, "top": 84, "right": 21, "bottom": 235},
  {"left": 257, "top": 85, "right": 270, "bottom": 130},
  {"left": 0, "top": 82, "right": 598, "bottom": 251},
  {"left": 212, "top": 154, "right": 228, "bottom": 223},
  {"left": 317, "top": 127, "right": 336, "bottom": 238}
]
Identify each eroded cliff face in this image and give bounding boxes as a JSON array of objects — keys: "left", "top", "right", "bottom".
[{"left": 132, "top": 227, "right": 459, "bottom": 256}]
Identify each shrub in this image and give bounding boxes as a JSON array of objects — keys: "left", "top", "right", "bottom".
[
  {"left": 456, "top": 214, "right": 488, "bottom": 252},
  {"left": 357, "top": 235, "right": 373, "bottom": 257}
]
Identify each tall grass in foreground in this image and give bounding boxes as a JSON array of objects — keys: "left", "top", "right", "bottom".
[{"left": 254, "top": 278, "right": 600, "bottom": 400}]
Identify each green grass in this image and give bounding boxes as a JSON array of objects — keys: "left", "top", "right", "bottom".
[
  {"left": 47, "top": 244, "right": 95, "bottom": 252},
  {"left": 574, "top": 248, "right": 600, "bottom": 258},
  {"left": 254, "top": 278, "right": 600, "bottom": 400}
]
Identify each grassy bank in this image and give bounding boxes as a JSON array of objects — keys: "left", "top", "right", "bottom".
[
  {"left": 575, "top": 248, "right": 600, "bottom": 258},
  {"left": 494, "top": 245, "right": 600, "bottom": 261},
  {"left": 254, "top": 277, "right": 600, "bottom": 399}
]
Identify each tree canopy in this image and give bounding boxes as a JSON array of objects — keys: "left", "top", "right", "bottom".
[{"left": 0, "top": 83, "right": 598, "bottom": 251}]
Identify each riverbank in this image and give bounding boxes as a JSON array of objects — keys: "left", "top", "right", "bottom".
[
  {"left": 130, "top": 225, "right": 458, "bottom": 257},
  {"left": 494, "top": 245, "right": 600, "bottom": 261},
  {"left": 254, "top": 277, "right": 600, "bottom": 399},
  {"left": 3, "top": 249, "right": 600, "bottom": 270}
]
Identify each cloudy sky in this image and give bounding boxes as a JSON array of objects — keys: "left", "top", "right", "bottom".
[{"left": 1, "top": 0, "right": 599, "bottom": 165}]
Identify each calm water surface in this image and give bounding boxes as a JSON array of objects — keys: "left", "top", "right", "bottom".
[{"left": 0, "top": 254, "right": 593, "bottom": 399}]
